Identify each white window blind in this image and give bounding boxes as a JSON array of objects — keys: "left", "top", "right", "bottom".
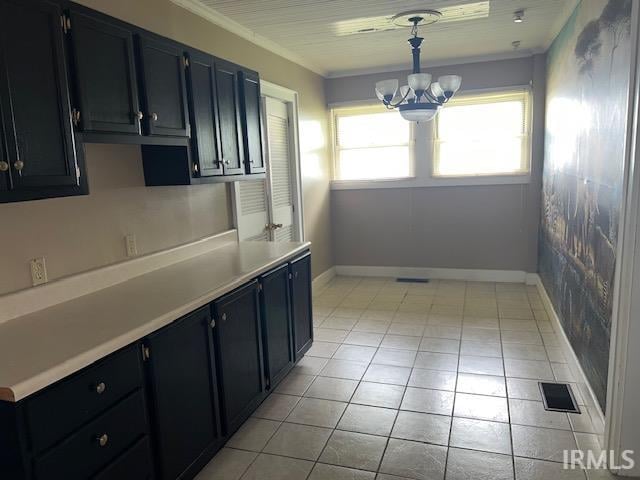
[
  {"left": 434, "top": 90, "right": 531, "bottom": 177},
  {"left": 333, "top": 105, "right": 412, "bottom": 181}
]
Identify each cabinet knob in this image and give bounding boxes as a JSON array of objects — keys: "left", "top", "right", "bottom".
[
  {"left": 13, "top": 160, "right": 24, "bottom": 171},
  {"left": 221, "top": 313, "right": 227, "bottom": 321},
  {"left": 0, "top": 161, "right": 8, "bottom": 172},
  {"left": 151, "top": 113, "right": 158, "bottom": 122},
  {"left": 210, "top": 319, "right": 216, "bottom": 329},
  {"left": 136, "top": 111, "right": 144, "bottom": 121},
  {"left": 96, "top": 433, "right": 109, "bottom": 447},
  {"left": 95, "top": 382, "right": 106, "bottom": 394}
]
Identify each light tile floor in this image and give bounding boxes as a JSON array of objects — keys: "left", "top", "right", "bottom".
[{"left": 196, "top": 276, "right": 613, "bottom": 480}]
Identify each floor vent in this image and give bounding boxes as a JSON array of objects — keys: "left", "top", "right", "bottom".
[
  {"left": 539, "top": 382, "right": 581, "bottom": 413},
  {"left": 396, "top": 278, "right": 430, "bottom": 283}
]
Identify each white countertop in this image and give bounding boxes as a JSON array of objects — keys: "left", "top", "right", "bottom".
[{"left": 0, "top": 240, "right": 310, "bottom": 402}]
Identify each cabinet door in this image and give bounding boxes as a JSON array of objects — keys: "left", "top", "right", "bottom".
[
  {"left": 239, "top": 70, "right": 266, "bottom": 174},
  {"left": 137, "top": 36, "right": 189, "bottom": 137},
  {"left": 290, "top": 252, "right": 313, "bottom": 360},
  {"left": 212, "top": 281, "right": 265, "bottom": 434},
  {"left": 69, "top": 8, "right": 141, "bottom": 135},
  {"left": 186, "top": 51, "right": 222, "bottom": 177},
  {"left": 145, "top": 307, "right": 221, "bottom": 480},
  {"left": 260, "top": 264, "right": 294, "bottom": 389},
  {"left": 0, "top": 0, "right": 80, "bottom": 195},
  {"left": 214, "top": 60, "right": 244, "bottom": 175}
]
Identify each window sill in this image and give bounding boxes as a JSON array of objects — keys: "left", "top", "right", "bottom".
[{"left": 330, "top": 174, "right": 531, "bottom": 190}]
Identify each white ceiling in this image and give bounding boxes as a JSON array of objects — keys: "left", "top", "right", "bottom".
[{"left": 173, "top": 0, "right": 578, "bottom": 77}]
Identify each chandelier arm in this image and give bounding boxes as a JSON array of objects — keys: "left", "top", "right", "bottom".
[
  {"left": 423, "top": 89, "right": 441, "bottom": 105},
  {"left": 384, "top": 89, "right": 411, "bottom": 109}
]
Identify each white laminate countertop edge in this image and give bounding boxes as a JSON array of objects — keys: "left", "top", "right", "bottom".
[{"left": 0, "top": 240, "right": 310, "bottom": 402}]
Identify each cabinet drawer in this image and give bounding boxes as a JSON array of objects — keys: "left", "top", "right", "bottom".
[
  {"left": 33, "top": 390, "right": 148, "bottom": 480},
  {"left": 93, "top": 436, "right": 153, "bottom": 480},
  {"left": 26, "top": 344, "right": 143, "bottom": 453}
]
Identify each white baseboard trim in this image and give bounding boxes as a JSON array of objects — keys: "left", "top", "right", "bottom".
[
  {"left": 334, "top": 265, "right": 530, "bottom": 283},
  {"left": 531, "top": 273, "right": 606, "bottom": 436},
  {"left": 313, "top": 267, "right": 336, "bottom": 291}
]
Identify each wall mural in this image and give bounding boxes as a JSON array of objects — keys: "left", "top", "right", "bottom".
[{"left": 539, "top": 0, "right": 632, "bottom": 410}]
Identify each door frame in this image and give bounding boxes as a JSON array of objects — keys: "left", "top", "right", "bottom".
[
  {"left": 605, "top": 1, "right": 640, "bottom": 475},
  {"left": 231, "top": 80, "right": 305, "bottom": 242}
]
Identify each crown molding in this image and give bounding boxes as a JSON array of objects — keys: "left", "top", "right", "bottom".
[
  {"left": 170, "top": 0, "right": 326, "bottom": 76},
  {"left": 325, "top": 49, "right": 543, "bottom": 79}
]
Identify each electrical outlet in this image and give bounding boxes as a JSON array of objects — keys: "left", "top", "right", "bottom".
[
  {"left": 30, "top": 257, "right": 48, "bottom": 286},
  {"left": 125, "top": 234, "right": 138, "bottom": 257}
]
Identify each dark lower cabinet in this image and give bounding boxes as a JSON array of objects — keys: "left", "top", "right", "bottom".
[
  {"left": 137, "top": 35, "right": 189, "bottom": 137},
  {"left": 212, "top": 281, "right": 265, "bottom": 435},
  {"left": 144, "top": 306, "right": 222, "bottom": 480},
  {"left": 260, "top": 264, "right": 294, "bottom": 389},
  {"left": 0, "top": 0, "right": 85, "bottom": 202},
  {"left": 69, "top": 7, "right": 142, "bottom": 135},
  {"left": 290, "top": 252, "right": 314, "bottom": 360}
]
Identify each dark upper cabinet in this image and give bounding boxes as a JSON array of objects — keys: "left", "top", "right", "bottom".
[
  {"left": 290, "top": 252, "right": 313, "bottom": 360},
  {"left": 260, "top": 264, "right": 294, "bottom": 389},
  {"left": 0, "top": 0, "right": 85, "bottom": 203},
  {"left": 69, "top": 8, "right": 141, "bottom": 135},
  {"left": 145, "top": 307, "right": 222, "bottom": 480},
  {"left": 136, "top": 35, "right": 190, "bottom": 137},
  {"left": 186, "top": 50, "right": 223, "bottom": 177},
  {"left": 239, "top": 69, "right": 266, "bottom": 174},
  {"left": 212, "top": 281, "right": 265, "bottom": 435},
  {"left": 214, "top": 59, "right": 244, "bottom": 175}
]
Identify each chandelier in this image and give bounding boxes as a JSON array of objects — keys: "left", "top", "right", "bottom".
[{"left": 375, "top": 10, "right": 462, "bottom": 122}]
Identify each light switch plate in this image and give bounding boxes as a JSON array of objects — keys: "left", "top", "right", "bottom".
[
  {"left": 30, "top": 257, "right": 48, "bottom": 286},
  {"left": 125, "top": 234, "right": 138, "bottom": 257}
]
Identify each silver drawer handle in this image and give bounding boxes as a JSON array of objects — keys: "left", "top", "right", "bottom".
[
  {"left": 0, "top": 161, "right": 8, "bottom": 172},
  {"left": 95, "top": 382, "right": 106, "bottom": 394},
  {"left": 96, "top": 433, "right": 109, "bottom": 447}
]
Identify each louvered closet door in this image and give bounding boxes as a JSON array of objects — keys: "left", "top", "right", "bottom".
[
  {"left": 237, "top": 179, "right": 269, "bottom": 241},
  {"left": 264, "top": 97, "right": 296, "bottom": 242}
]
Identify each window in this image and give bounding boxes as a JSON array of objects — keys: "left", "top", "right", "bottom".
[
  {"left": 434, "top": 90, "right": 531, "bottom": 177},
  {"left": 333, "top": 105, "right": 412, "bottom": 181}
]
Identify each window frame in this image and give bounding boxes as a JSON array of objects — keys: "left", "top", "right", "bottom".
[
  {"left": 331, "top": 103, "right": 415, "bottom": 183},
  {"left": 432, "top": 88, "right": 532, "bottom": 179}
]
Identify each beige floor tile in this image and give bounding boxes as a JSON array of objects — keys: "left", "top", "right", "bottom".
[
  {"left": 509, "top": 398, "right": 571, "bottom": 430},
  {"left": 390, "top": 410, "right": 451, "bottom": 445},
  {"left": 511, "top": 424, "right": 578, "bottom": 462},
  {"left": 314, "top": 328, "right": 349, "bottom": 343},
  {"left": 459, "top": 341, "right": 502, "bottom": 358},
  {"left": 352, "top": 320, "right": 391, "bottom": 334},
  {"left": 450, "top": 417, "right": 512, "bottom": 454},
  {"left": 286, "top": 397, "right": 348, "bottom": 428},
  {"left": 413, "top": 351, "right": 458, "bottom": 371},
  {"left": 381, "top": 334, "right": 421, "bottom": 350},
  {"left": 379, "top": 438, "right": 447, "bottom": 480},
  {"left": 333, "top": 344, "right": 378, "bottom": 362},
  {"left": 306, "top": 341, "right": 340, "bottom": 358},
  {"left": 400, "top": 387, "right": 454, "bottom": 416},
  {"left": 462, "top": 327, "right": 501, "bottom": 343},
  {"left": 293, "top": 356, "right": 328, "bottom": 375},
  {"left": 275, "top": 372, "right": 315, "bottom": 396},
  {"left": 305, "top": 376, "right": 359, "bottom": 402},
  {"left": 446, "top": 448, "right": 514, "bottom": 480},
  {"left": 363, "top": 364, "right": 411, "bottom": 385},
  {"left": 308, "top": 463, "right": 376, "bottom": 480},
  {"left": 352, "top": 382, "right": 406, "bottom": 409},
  {"left": 343, "top": 331, "right": 384, "bottom": 347},
  {"left": 514, "top": 457, "right": 587, "bottom": 480},
  {"left": 501, "top": 330, "right": 543, "bottom": 345},
  {"left": 372, "top": 348, "right": 417, "bottom": 367},
  {"left": 320, "top": 359, "right": 369, "bottom": 380},
  {"left": 506, "top": 378, "right": 544, "bottom": 401},
  {"left": 454, "top": 393, "right": 509, "bottom": 422},
  {"left": 263, "top": 422, "right": 332, "bottom": 460},
  {"left": 456, "top": 373, "right": 506, "bottom": 397},
  {"left": 418, "top": 337, "right": 460, "bottom": 354},
  {"left": 502, "top": 344, "right": 548, "bottom": 361},
  {"left": 459, "top": 355, "right": 504, "bottom": 376},
  {"left": 408, "top": 368, "right": 457, "bottom": 391},
  {"left": 423, "top": 326, "right": 462, "bottom": 340},
  {"left": 319, "top": 430, "right": 387, "bottom": 471},
  {"left": 194, "top": 448, "right": 257, "bottom": 480},
  {"left": 253, "top": 393, "right": 301, "bottom": 421},
  {"left": 386, "top": 323, "right": 425, "bottom": 337},
  {"left": 240, "top": 453, "right": 313, "bottom": 480},
  {"left": 322, "top": 317, "right": 359, "bottom": 330},
  {"left": 337, "top": 404, "right": 398, "bottom": 436},
  {"left": 504, "top": 359, "right": 554, "bottom": 380}
]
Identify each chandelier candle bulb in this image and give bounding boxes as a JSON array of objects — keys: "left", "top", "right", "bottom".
[{"left": 375, "top": 10, "right": 462, "bottom": 122}]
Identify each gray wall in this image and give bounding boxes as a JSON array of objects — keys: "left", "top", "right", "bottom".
[{"left": 326, "top": 55, "right": 546, "bottom": 272}]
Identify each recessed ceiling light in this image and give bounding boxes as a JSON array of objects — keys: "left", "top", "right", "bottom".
[{"left": 513, "top": 10, "right": 525, "bottom": 23}]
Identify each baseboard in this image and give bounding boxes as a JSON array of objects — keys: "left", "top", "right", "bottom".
[
  {"left": 531, "top": 273, "right": 606, "bottom": 437},
  {"left": 312, "top": 266, "right": 336, "bottom": 291},
  {"left": 334, "top": 265, "right": 529, "bottom": 283}
]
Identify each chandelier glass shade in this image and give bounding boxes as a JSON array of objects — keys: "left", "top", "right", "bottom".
[{"left": 375, "top": 12, "right": 462, "bottom": 122}]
